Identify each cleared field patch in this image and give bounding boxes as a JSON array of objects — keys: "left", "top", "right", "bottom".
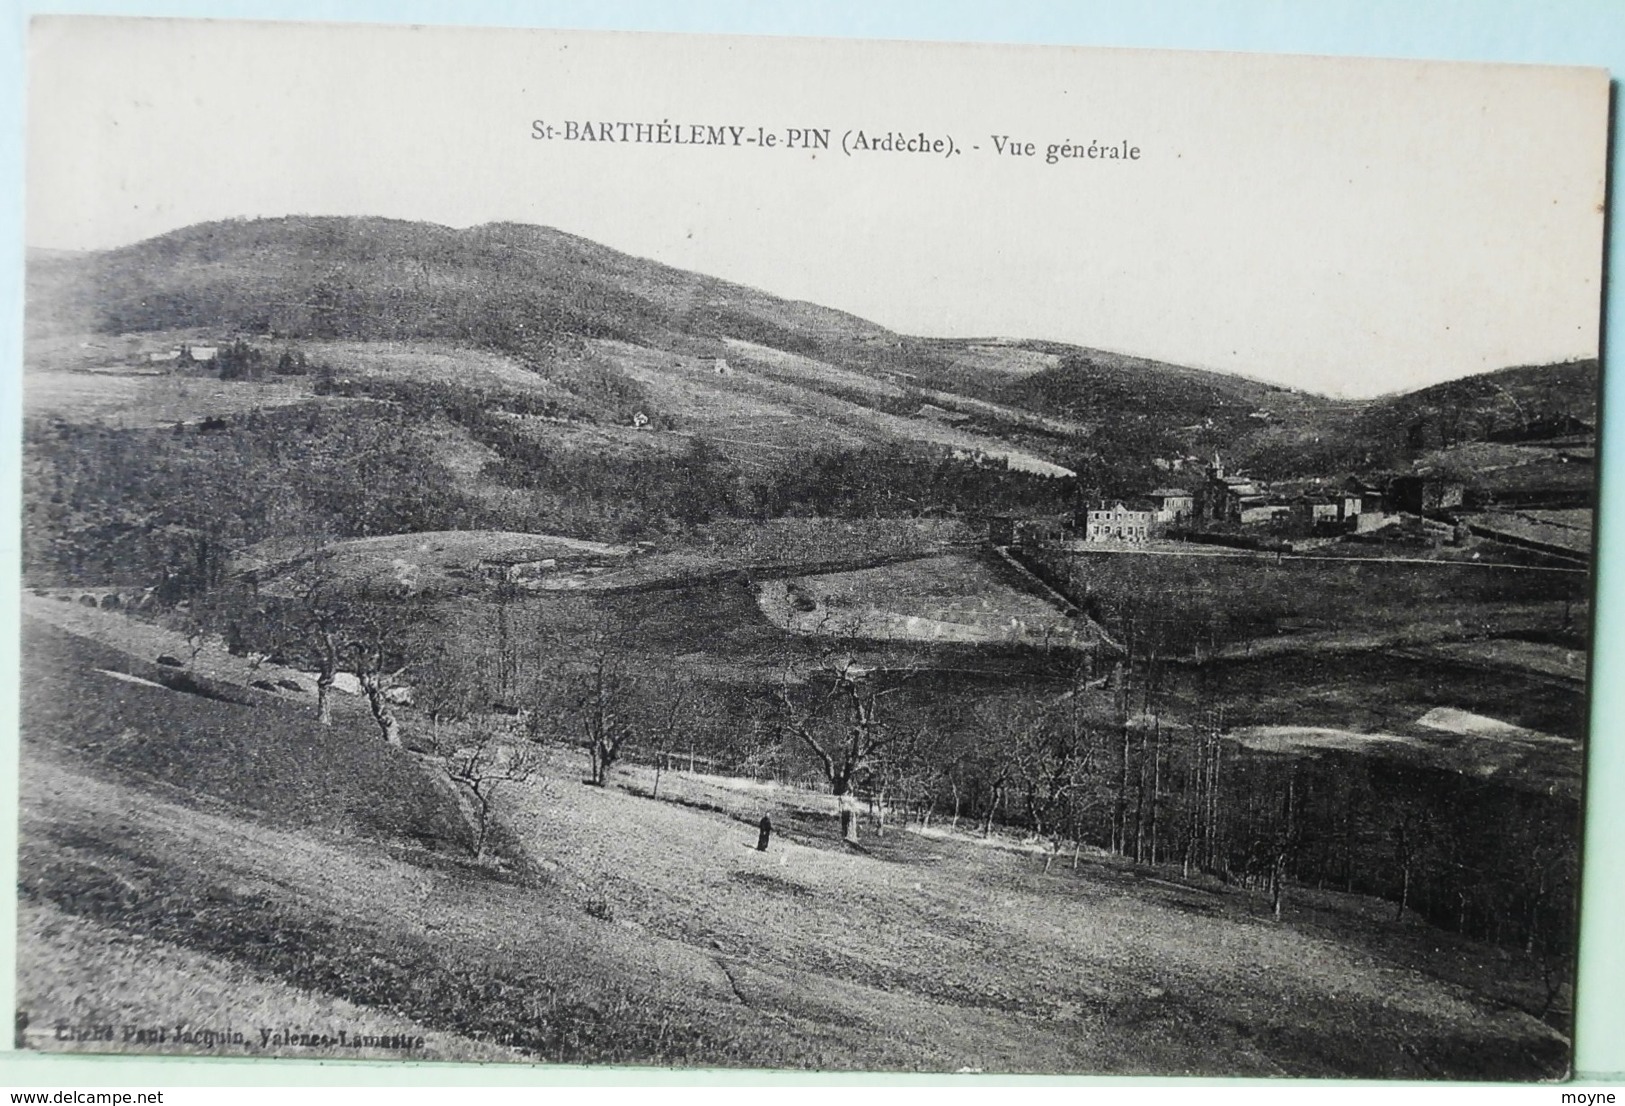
[
  {"left": 696, "top": 517, "right": 974, "bottom": 567},
  {"left": 935, "top": 342, "right": 1063, "bottom": 377},
  {"left": 1229, "top": 725, "right": 1427, "bottom": 755},
  {"left": 592, "top": 338, "right": 1074, "bottom": 476},
  {"left": 1464, "top": 510, "right": 1593, "bottom": 559},
  {"left": 721, "top": 337, "right": 908, "bottom": 399},
  {"left": 241, "top": 529, "right": 634, "bottom": 595},
  {"left": 24, "top": 368, "right": 323, "bottom": 426},
  {"left": 328, "top": 529, "right": 629, "bottom": 559},
  {"left": 1149, "top": 643, "right": 1586, "bottom": 806},
  {"left": 759, "top": 553, "right": 1087, "bottom": 647},
  {"left": 1225, "top": 714, "right": 1579, "bottom": 798},
  {"left": 506, "top": 518, "right": 976, "bottom": 593},
  {"left": 724, "top": 338, "right": 1090, "bottom": 441},
  {"left": 837, "top": 403, "right": 1075, "bottom": 477},
  {"left": 1066, "top": 547, "right": 1585, "bottom": 653},
  {"left": 495, "top": 412, "right": 694, "bottom": 459},
  {"left": 1415, "top": 441, "right": 1569, "bottom": 473},
  {"left": 1418, "top": 638, "right": 1586, "bottom": 684},
  {"left": 1415, "top": 706, "right": 1565, "bottom": 742},
  {"left": 301, "top": 339, "right": 567, "bottom": 395},
  {"left": 592, "top": 339, "right": 820, "bottom": 422}
]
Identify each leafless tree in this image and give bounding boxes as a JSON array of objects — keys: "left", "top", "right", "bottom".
[
  {"left": 556, "top": 645, "right": 631, "bottom": 786},
  {"left": 775, "top": 637, "right": 922, "bottom": 844},
  {"left": 246, "top": 544, "right": 350, "bottom": 725},
  {"left": 648, "top": 670, "right": 714, "bottom": 799},
  {"left": 415, "top": 642, "right": 490, "bottom": 740},
  {"left": 341, "top": 581, "right": 430, "bottom": 747},
  {"left": 432, "top": 716, "right": 541, "bottom": 859},
  {"left": 532, "top": 622, "right": 698, "bottom": 789},
  {"left": 251, "top": 543, "right": 433, "bottom": 743},
  {"left": 1015, "top": 692, "right": 1102, "bottom": 872},
  {"left": 1390, "top": 802, "right": 1434, "bottom": 923}
]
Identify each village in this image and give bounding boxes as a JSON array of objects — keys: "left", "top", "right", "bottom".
[{"left": 992, "top": 445, "right": 1594, "bottom": 568}]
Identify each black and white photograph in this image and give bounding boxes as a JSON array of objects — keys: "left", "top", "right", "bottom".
[{"left": 14, "top": 16, "right": 1610, "bottom": 1079}]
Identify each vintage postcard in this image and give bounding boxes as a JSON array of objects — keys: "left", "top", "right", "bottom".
[{"left": 16, "top": 16, "right": 1608, "bottom": 1078}]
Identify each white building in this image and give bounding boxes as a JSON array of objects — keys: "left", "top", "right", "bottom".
[{"left": 1084, "top": 502, "right": 1153, "bottom": 544}]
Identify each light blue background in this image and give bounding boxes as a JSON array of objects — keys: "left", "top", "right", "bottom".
[{"left": 0, "top": 0, "right": 1619, "bottom": 1087}]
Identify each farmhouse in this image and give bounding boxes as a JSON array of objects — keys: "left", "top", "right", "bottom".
[
  {"left": 1295, "top": 494, "right": 1343, "bottom": 529},
  {"left": 1083, "top": 502, "right": 1153, "bottom": 544},
  {"left": 1147, "top": 488, "right": 1194, "bottom": 525},
  {"left": 1343, "top": 478, "right": 1390, "bottom": 532},
  {"left": 1237, "top": 497, "right": 1290, "bottom": 528}
]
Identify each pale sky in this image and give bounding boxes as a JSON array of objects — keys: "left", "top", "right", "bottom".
[{"left": 26, "top": 17, "right": 1610, "bottom": 398}]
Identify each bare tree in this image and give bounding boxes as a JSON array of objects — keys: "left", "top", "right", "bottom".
[
  {"left": 1390, "top": 802, "right": 1434, "bottom": 923},
  {"left": 415, "top": 641, "right": 491, "bottom": 740},
  {"left": 1015, "top": 691, "right": 1102, "bottom": 872},
  {"left": 647, "top": 670, "right": 710, "bottom": 799},
  {"left": 562, "top": 646, "right": 632, "bottom": 787},
  {"left": 342, "top": 581, "right": 430, "bottom": 747},
  {"left": 533, "top": 622, "right": 697, "bottom": 789},
  {"left": 776, "top": 644, "right": 919, "bottom": 844},
  {"left": 432, "top": 716, "right": 541, "bottom": 859},
  {"left": 244, "top": 544, "right": 350, "bottom": 725},
  {"left": 249, "top": 544, "right": 432, "bottom": 743}
]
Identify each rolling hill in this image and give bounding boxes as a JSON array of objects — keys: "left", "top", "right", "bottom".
[{"left": 24, "top": 215, "right": 1599, "bottom": 486}]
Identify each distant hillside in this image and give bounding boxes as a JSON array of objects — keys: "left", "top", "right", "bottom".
[
  {"left": 22, "top": 217, "right": 1298, "bottom": 431},
  {"left": 26, "top": 216, "right": 1598, "bottom": 484},
  {"left": 1229, "top": 360, "right": 1599, "bottom": 480},
  {"left": 1355, "top": 360, "right": 1599, "bottom": 451},
  {"left": 26, "top": 216, "right": 888, "bottom": 355}
]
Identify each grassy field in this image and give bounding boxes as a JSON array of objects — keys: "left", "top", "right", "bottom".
[
  {"left": 760, "top": 552, "right": 1088, "bottom": 647},
  {"left": 19, "top": 721, "right": 1568, "bottom": 1074},
  {"left": 24, "top": 366, "right": 329, "bottom": 427},
  {"left": 20, "top": 617, "right": 477, "bottom": 852},
  {"left": 593, "top": 338, "right": 1076, "bottom": 476},
  {"left": 492, "top": 518, "right": 978, "bottom": 593},
  {"left": 17, "top": 900, "right": 518, "bottom": 1062},
  {"left": 19, "top": 742, "right": 1570, "bottom": 1076},
  {"left": 240, "top": 529, "right": 636, "bottom": 595},
  {"left": 1066, "top": 546, "right": 1587, "bottom": 652},
  {"left": 16, "top": 600, "right": 1574, "bottom": 1077}
]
